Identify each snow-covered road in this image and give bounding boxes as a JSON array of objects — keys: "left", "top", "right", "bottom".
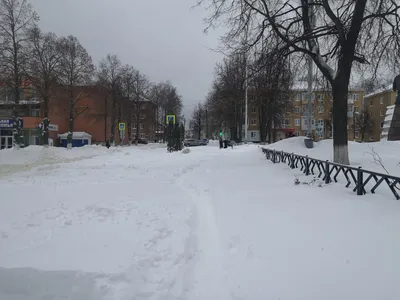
[{"left": 1, "top": 142, "right": 399, "bottom": 299}]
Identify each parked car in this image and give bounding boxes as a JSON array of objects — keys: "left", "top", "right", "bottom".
[
  {"left": 132, "top": 138, "right": 148, "bottom": 144},
  {"left": 199, "top": 138, "right": 209, "bottom": 145},
  {"left": 184, "top": 139, "right": 200, "bottom": 147}
]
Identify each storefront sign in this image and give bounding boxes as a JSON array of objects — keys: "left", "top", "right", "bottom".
[{"left": 0, "top": 118, "right": 23, "bottom": 128}]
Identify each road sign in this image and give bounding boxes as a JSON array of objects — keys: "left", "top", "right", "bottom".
[
  {"left": 119, "top": 123, "right": 126, "bottom": 130},
  {"left": 166, "top": 115, "right": 176, "bottom": 125},
  {"left": 0, "top": 118, "right": 23, "bottom": 129}
]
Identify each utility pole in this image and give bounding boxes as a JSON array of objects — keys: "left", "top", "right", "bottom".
[{"left": 305, "top": 0, "right": 315, "bottom": 149}]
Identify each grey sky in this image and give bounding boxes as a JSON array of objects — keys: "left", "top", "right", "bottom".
[{"left": 32, "top": 0, "right": 224, "bottom": 119}]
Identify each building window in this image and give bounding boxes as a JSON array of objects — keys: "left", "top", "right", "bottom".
[
  {"left": 355, "top": 131, "right": 359, "bottom": 138},
  {"left": 354, "top": 107, "right": 359, "bottom": 113},
  {"left": 302, "top": 105, "right": 308, "bottom": 112},
  {"left": 251, "top": 131, "right": 256, "bottom": 138},
  {"left": 140, "top": 133, "right": 145, "bottom": 139},
  {"left": 295, "top": 131, "right": 300, "bottom": 137},
  {"left": 140, "top": 104, "right": 147, "bottom": 110},
  {"left": 352, "top": 94, "right": 359, "bottom": 101},
  {"left": 132, "top": 123, "right": 136, "bottom": 129},
  {"left": 348, "top": 105, "right": 353, "bottom": 112},
  {"left": 380, "top": 109, "right": 384, "bottom": 116},
  {"left": 317, "top": 94, "right": 323, "bottom": 102},
  {"left": 370, "top": 100, "right": 373, "bottom": 107},
  {"left": 140, "top": 123, "right": 144, "bottom": 129},
  {"left": 252, "top": 106, "right": 256, "bottom": 113},
  {"left": 380, "top": 97, "right": 383, "bottom": 104},
  {"left": 251, "top": 119, "right": 257, "bottom": 125},
  {"left": 295, "top": 119, "right": 300, "bottom": 126},
  {"left": 29, "top": 108, "right": 40, "bottom": 117},
  {"left": 296, "top": 93, "right": 301, "bottom": 101},
  {"left": 295, "top": 106, "right": 300, "bottom": 113},
  {"left": 318, "top": 106, "right": 324, "bottom": 113},
  {"left": 284, "top": 119, "right": 290, "bottom": 127}
]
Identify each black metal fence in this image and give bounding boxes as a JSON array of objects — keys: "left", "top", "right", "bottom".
[{"left": 261, "top": 148, "right": 400, "bottom": 200}]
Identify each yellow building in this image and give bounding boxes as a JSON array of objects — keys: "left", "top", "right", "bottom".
[
  {"left": 363, "top": 86, "right": 397, "bottom": 141},
  {"left": 285, "top": 82, "right": 364, "bottom": 141}
]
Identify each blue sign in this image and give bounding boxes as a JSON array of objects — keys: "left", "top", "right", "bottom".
[{"left": 0, "top": 118, "right": 23, "bottom": 129}]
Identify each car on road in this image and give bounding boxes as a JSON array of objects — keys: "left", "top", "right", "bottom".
[
  {"left": 183, "top": 139, "right": 200, "bottom": 147},
  {"left": 199, "top": 139, "right": 209, "bottom": 145}
]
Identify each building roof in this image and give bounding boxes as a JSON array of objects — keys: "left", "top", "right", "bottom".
[
  {"left": 363, "top": 85, "right": 393, "bottom": 99},
  {"left": 291, "top": 81, "right": 364, "bottom": 92}
]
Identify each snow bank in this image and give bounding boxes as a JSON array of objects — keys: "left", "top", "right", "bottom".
[{"left": 265, "top": 137, "right": 400, "bottom": 176}]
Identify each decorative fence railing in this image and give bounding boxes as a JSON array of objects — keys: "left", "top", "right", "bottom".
[{"left": 261, "top": 148, "right": 400, "bottom": 200}]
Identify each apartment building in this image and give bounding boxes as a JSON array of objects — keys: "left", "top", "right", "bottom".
[
  {"left": 363, "top": 85, "right": 397, "bottom": 141},
  {"left": 286, "top": 82, "right": 364, "bottom": 141}
]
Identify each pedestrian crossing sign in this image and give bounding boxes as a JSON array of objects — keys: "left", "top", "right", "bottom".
[{"left": 166, "top": 115, "right": 176, "bottom": 125}]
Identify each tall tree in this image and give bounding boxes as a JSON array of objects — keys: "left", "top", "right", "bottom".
[
  {"left": 57, "top": 35, "right": 94, "bottom": 149},
  {"left": 199, "top": 0, "right": 400, "bottom": 164},
  {"left": 190, "top": 103, "right": 204, "bottom": 139},
  {"left": 0, "top": 0, "right": 38, "bottom": 148},
  {"left": 131, "top": 69, "right": 150, "bottom": 142},
  {"left": 97, "top": 54, "right": 122, "bottom": 145},
  {"left": 26, "top": 26, "right": 61, "bottom": 147}
]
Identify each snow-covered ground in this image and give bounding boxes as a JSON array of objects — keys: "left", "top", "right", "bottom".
[{"left": 0, "top": 141, "right": 399, "bottom": 300}]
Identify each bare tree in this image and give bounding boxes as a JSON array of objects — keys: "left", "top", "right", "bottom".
[
  {"left": 25, "top": 26, "right": 61, "bottom": 146},
  {"left": 250, "top": 43, "right": 292, "bottom": 143},
  {"left": 0, "top": 0, "right": 38, "bottom": 148},
  {"left": 190, "top": 103, "right": 204, "bottom": 139},
  {"left": 199, "top": 0, "right": 400, "bottom": 164},
  {"left": 131, "top": 69, "right": 150, "bottom": 143},
  {"left": 97, "top": 54, "right": 122, "bottom": 145},
  {"left": 353, "top": 111, "right": 373, "bottom": 142},
  {"left": 57, "top": 35, "right": 94, "bottom": 149}
]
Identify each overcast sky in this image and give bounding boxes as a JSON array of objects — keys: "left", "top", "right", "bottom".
[{"left": 33, "top": 0, "right": 225, "bottom": 119}]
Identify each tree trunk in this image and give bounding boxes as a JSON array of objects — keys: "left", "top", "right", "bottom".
[
  {"left": 332, "top": 76, "right": 350, "bottom": 165},
  {"left": 67, "top": 89, "right": 74, "bottom": 149},
  {"left": 110, "top": 95, "right": 116, "bottom": 145},
  {"left": 42, "top": 93, "right": 49, "bottom": 147},
  {"left": 104, "top": 95, "right": 108, "bottom": 144},
  {"left": 13, "top": 85, "right": 22, "bottom": 149}
]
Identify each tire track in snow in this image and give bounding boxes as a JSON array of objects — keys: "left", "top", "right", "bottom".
[{"left": 173, "top": 159, "right": 231, "bottom": 300}]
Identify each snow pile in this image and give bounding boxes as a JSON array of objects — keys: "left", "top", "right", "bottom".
[
  {"left": 0, "top": 145, "right": 121, "bottom": 178},
  {"left": 0, "top": 143, "right": 399, "bottom": 299}
]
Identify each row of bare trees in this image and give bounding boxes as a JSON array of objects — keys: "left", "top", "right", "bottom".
[
  {"left": 198, "top": 0, "right": 400, "bottom": 164},
  {"left": 0, "top": 0, "right": 183, "bottom": 149},
  {"left": 190, "top": 38, "right": 293, "bottom": 143}
]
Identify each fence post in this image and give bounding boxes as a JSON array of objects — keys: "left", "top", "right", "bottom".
[
  {"left": 290, "top": 153, "right": 295, "bottom": 169},
  {"left": 305, "top": 155, "right": 310, "bottom": 175},
  {"left": 272, "top": 150, "right": 276, "bottom": 163},
  {"left": 357, "top": 167, "right": 364, "bottom": 196},
  {"left": 281, "top": 151, "right": 284, "bottom": 163},
  {"left": 324, "top": 160, "right": 331, "bottom": 184}
]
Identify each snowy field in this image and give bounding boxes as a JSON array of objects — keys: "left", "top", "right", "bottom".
[{"left": 0, "top": 140, "right": 399, "bottom": 300}]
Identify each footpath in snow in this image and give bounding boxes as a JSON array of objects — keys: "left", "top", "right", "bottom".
[{"left": 0, "top": 140, "right": 399, "bottom": 300}]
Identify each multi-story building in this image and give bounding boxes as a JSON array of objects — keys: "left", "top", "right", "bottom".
[
  {"left": 286, "top": 82, "right": 364, "bottom": 141},
  {"left": 0, "top": 83, "right": 157, "bottom": 149},
  {"left": 243, "top": 82, "right": 364, "bottom": 142},
  {"left": 363, "top": 85, "right": 397, "bottom": 141}
]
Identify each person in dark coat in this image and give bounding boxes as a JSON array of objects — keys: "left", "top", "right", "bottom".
[{"left": 106, "top": 140, "right": 110, "bottom": 149}]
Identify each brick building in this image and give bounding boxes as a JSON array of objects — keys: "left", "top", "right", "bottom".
[
  {"left": 363, "top": 85, "right": 397, "bottom": 141},
  {"left": 0, "top": 83, "right": 157, "bottom": 149},
  {"left": 243, "top": 82, "right": 364, "bottom": 142}
]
